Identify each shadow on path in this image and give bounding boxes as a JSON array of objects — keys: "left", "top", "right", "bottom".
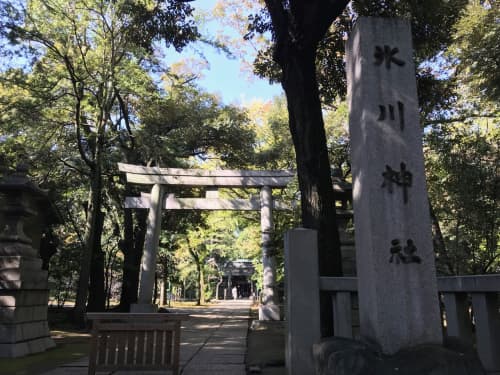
[{"left": 176, "top": 299, "right": 252, "bottom": 375}]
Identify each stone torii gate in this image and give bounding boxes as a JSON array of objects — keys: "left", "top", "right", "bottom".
[{"left": 118, "top": 163, "right": 293, "bottom": 320}]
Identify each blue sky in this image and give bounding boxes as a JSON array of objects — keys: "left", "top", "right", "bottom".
[
  {"left": 164, "top": 0, "right": 283, "bottom": 105},
  {"left": 189, "top": 45, "right": 283, "bottom": 105}
]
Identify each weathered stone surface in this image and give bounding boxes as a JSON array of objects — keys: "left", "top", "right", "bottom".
[
  {"left": 284, "top": 229, "right": 321, "bottom": 375},
  {"left": 471, "top": 292, "right": 500, "bottom": 372},
  {"left": 0, "top": 304, "right": 48, "bottom": 323},
  {"left": 0, "top": 242, "right": 38, "bottom": 258},
  {"left": 313, "top": 337, "right": 485, "bottom": 375},
  {"left": 0, "top": 267, "right": 48, "bottom": 282},
  {"left": 340, "top": 244, "right": 356, "bottom": 277},
  {"left": 118, "top": 162, "right": 294, "bottom": 188},
  {"left": 259, "top": 303, "right": 280, "bottom": 321},
  {"left": 0, "top": 320, "right": 51, "bottom": 343},
  {"left": 346, "top": 17, "right": 442, "bottom": 353},
  {"left": 0, "top": 289, "right": 50, "bottom": 306},
  {"left": 126, "top": 194, "right": 291, "bottom": 211},
  {"left": 0, "top": 278, "right": 48, "bottom": 289},
  {"left": 0, "top": 256, "right": 42, "bottom": 270},
  {"left": 136, "top": 183, "right": 164, "bottom": 305},
  {"left": 260, "top": 185, "right": 279, "bottom": 321},
  {"left": 0, "top": 336, "right": 55, "bottom": 358},
  {"left": 0, "top": 167, "right": 54, "bottom": 358}
]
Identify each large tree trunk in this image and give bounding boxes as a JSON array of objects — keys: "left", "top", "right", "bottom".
[
  {"left": 73, "top": 124, "right": 108, "bottom": 321},
  {"left": 199, "top": 263, "right": 205, "bottom": 305},
  {"left": 429, "top": 201, "right": 454, "bottom": 275},
  {"left": 281, "top": 46, "right": 342, "bottom": 337},
  {"left": 118, "top": 205, "right": 148, "bottom": 311},
  {"left": 263, "top": 0, "right": 350, "bottom": 336},
  {"left": 196, "top": 260, "right": 205, "bottom": 306},
  {"left": 74, "top": 167, "right": 105, "bottom": 324},
  {"left": 87, "top": 210, "right": 106, "bottom": 311},
  {"left": 282, "top": 48, "right": 343, "bottom": 277}
]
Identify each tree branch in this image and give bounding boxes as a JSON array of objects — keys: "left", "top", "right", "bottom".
[
  {"left": 425, "top": 113, "right": 499, "bottom": 126},
  {"left": 264, "top": 0, "right": 289, "bottom": 64},
  {"left": 59, "top": 158, "right": 90, "bottom": 177},
  {"left": 289, "top": 0, "right": 349, "bottom": 49},
  {"left": 62, "top": 54, "right": 94, "bottom": 169},
  {"left": 115, "top": 89, "right": 135, "bottom": 150}
]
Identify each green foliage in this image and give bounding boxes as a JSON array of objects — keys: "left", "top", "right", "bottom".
[
  {"left": 48, "top": 229, "right": 81, "bottom": 307},
  {"left": 426, "top": 122, "right": 499, "bottom": 274},
  {"left": 352, "top": 0, "right": 468, "bottom": 59},
  {"left": 117, "top": 0, "right": 199, "bottom": 53},
  {"left": 3, "top": 0, "right": 497, "bottom": 315},
  {"left": 420, "top": 0, "right": 500, "bottom": 275},
  {"left": 0, "top": 0, "right": 257, "bottom": 311},
  {"left": 250, "top": 96, "right": 295, "bottom": 169},
  {"left": 247, "top": 0, "right": 498, "bottom": 279},
  {"left": 449, "top": 0, "right": 500, "bottom": 103},
  {"left": 136, "top": 80, "right": 257, "bottom": 167},
  {"left": 324, "top": 102, "right": 350, "bottom": 176},
  {"left": 249, "top": 0, "right": 468, "bottom": 115}
]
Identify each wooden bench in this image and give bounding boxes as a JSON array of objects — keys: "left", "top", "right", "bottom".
[{"left": 86, "top": 313, "right": 188, "bottom": 375}]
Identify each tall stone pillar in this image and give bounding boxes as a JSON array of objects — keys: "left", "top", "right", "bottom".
[
  {"left": 0, "top": 165, "right": 55, "bottom": 357},
  {"left": 132, "top": 183, "right": 164, "bottom": 312},
  {"left": 259, "top": 185, "right": 279, "bottom": 320},
  {"left": 347, "top": 18, "right": 441, "bottom": 354}
]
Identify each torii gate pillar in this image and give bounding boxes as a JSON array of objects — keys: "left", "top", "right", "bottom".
[
  {"left": 131, "top": 183, "right": 164, "bottom": 313},
  {"left": 259, "top": 185, "right": 280, "bottom": 320}
]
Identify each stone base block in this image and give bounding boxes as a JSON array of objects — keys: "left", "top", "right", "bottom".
[
  {"left": 130, "top": 303, "right": 158, "bottom": 313},
  {"left": 0, "top": 243, "right": 38, "bottom": 258},
  {"left": 0, "top": 336, "right": 55, "bottom": 358},
  {"left": 250, "top": 319, "right": 285, "bottom": 331},
  {"left": 0, "top": 278, "right": 48, "bottom": 289},
  {"left": 259, "top": 303, "right": 280, "bottom": 321},
  {"left": 0, "top": 255, "right": 48, "bottom": 285},
  {"left": 0, "top": 289, "right": 50, "bottom": 307},
  {"left": 0, "top": 304, "right": 48, "bottom": 323},
  {"left": 313, "top": 337, "right": 486, "bottom": 375},
  {"left": 0, "top": 256, "right": 43, "bottom": 271},
  {"left": 0, "top": 320, "right": 51, "bottom": 344},
  {"left": 0, "top": 268, "right": 47, "bottom": 283}
]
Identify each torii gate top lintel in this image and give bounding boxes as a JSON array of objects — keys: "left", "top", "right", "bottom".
[{"left": 117, "top": 163, "right": 294, "bottom": 188}]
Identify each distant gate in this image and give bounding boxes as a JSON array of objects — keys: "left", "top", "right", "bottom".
[{"left": 118, "top": 163, "right": 293, "bottom": 320}]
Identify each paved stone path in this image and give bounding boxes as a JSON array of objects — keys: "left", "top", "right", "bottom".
[
  {"left": 177, "top": 299, "right": 251, "bottom": 374},
  {"left": 40, "top": 299, "right": 253, "bottom": 375}
]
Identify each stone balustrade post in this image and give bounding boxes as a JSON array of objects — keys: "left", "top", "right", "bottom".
[
  {"left": 471, "top": 292, "right": 500, "bottom": 372},
  {"left": 284, "top": 228, "right": 321, "bottom": 375},
  {"left": 442, "top": 292, "right": 473, "bottom": 344}
]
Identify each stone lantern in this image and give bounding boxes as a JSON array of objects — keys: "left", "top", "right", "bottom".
[{"left": 0, "top": 165, "right": 55, "bottom": 357}]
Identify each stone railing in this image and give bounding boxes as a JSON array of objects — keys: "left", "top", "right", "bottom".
[
  {"left": 436, "top": 275, "right": 500, "bottom": 373},
  {"left": 318, "top": 275, "right": 500, "bottom": 373},
  {"left": 285, "top": 229, "right": 500, "bottom": 374}
]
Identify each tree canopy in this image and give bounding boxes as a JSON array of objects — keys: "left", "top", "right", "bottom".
[{"left": 0, "top": 0, "right": 497, "bottom": 321}]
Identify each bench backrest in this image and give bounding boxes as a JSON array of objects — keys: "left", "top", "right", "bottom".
[{"left": 86, "top": 313, "right": 188, "bottom": 375}]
